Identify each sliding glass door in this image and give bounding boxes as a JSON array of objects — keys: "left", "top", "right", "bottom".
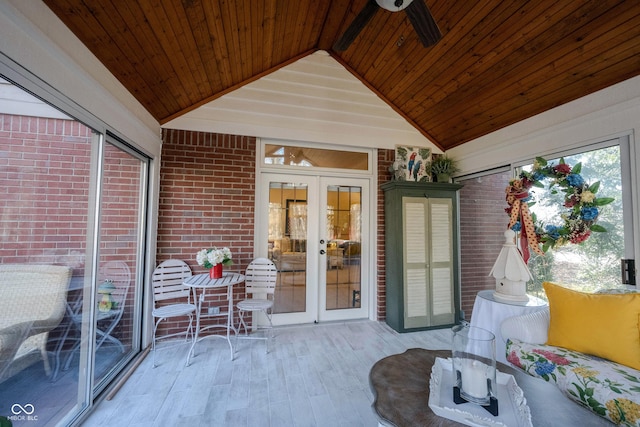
[
  {"left": 0, "top": 77, "right": 148, "bottom": 426},
  {"left": 76, "top": 139, "right": 146, "bottom": 395}
]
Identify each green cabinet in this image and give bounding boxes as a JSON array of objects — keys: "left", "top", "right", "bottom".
[{"left": 382, "top": 181, "right": 462, "bottom": 332}]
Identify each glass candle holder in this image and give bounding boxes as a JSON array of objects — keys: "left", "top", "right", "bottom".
[{"left": 452, "top": 324, "right": 498, "bottom": 413}]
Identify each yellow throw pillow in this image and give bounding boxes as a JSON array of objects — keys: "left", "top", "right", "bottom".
[{"left": 543, "top": 281, "right": 640, "bottom": 370}]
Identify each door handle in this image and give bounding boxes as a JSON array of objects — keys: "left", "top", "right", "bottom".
[
  {"left": 320, "top": 249, "right": 326, "bottom": 255},
  {"left": 622, "top": 259, "right": 636, "bottom": 285}
]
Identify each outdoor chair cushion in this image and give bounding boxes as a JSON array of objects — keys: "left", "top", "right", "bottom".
[{"left": 506, "top": 338, "right": 640, "bottom": 426}]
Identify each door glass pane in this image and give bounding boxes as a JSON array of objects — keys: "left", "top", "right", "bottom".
[
  {"left": 91, "top": 141, "right": 143, "bottom": 391},
  {"left": 0, "top": 78, "right": 94, "bottom": 424},
  {"left": 268, "top": 182, "right": 308, "bottom": 314},
  {"left": 520, "top": 145, "right": 625, "bottom": 296},
  {"left": 326, "top": 186, "right": 362, "bottom": 310}
]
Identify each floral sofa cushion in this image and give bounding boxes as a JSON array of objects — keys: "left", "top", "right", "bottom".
[{"left": 506, "top": 338, "right": 640, "bottom": 426}]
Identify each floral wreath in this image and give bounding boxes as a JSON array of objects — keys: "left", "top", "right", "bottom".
[{"left": 505, "top": 157, "right": 614, "bottom": 263}]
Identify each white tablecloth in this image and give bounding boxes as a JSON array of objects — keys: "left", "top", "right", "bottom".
[{"left": 470, "top": 290, "right": 547, "bottom": 364}]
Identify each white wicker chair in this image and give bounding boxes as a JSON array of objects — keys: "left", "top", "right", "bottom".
[
  {"left": 151, "top": 259, "right": 196, "bottom": 367},
  {"left": 0, "top": 264, "right": 71, "bottom": 383},
  {"left": 236, "top": 258, "right": 278, "bottom": 351}
]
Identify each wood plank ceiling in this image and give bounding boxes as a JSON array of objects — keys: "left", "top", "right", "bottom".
[{"left": 43, "top": 0, "right": 640, "bottom": 151}]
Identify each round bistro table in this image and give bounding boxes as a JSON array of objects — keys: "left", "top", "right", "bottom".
[{"left": 183, "top": 272, "right": 245, "bottom": 365}]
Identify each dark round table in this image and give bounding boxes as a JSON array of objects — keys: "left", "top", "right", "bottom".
[{"left": 369, "top": 348, "right": 611, "bottom": 426}]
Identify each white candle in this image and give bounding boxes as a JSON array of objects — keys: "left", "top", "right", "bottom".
[{"left": 461, "top": 359, "right": 488, "bottom": 399}]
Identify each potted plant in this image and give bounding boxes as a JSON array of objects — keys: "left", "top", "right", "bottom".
[{"left": 428, "top": 155, "right": 459, "bottom": 183}]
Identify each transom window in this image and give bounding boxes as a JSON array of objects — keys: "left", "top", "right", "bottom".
[{"left": 264, "top": 143, "right": 369, "bottom": 171}]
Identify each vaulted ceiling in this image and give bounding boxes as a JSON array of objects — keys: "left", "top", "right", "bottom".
[{"left": 43, "top": 0, "right": 640, "bottom": 151}]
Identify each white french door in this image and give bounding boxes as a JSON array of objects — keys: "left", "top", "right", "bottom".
[
  {"left": 259, "top": 173, "right": 370, "bottom": 325},
  {"left": 318, "top": 176, "right": 369, "bottom": 322}
]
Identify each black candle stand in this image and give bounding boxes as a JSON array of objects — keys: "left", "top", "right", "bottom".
[{"left": 453, "top": 370, "right": 499, "bottom": 416}]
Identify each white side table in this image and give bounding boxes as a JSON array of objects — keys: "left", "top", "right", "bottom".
[{"left": 470, "top": 290, "right": 547, "bottom": 364}]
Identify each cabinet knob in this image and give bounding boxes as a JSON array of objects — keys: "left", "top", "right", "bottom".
[{"left": 320, "top": 249, "right": 326, "bottom": 255}]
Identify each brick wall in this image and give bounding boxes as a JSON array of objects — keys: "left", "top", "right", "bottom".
[
  {"left": 377, "top": 149, "right": 394, "bottom": 320},
  {"left": 459, "top": 170, "right": 512, "bottom": 319},
  {"left": 0, "top": 113, "right": 140, "bottom": 270},
  {"left": 99, "top": 144, "right": 145, "bottom": 340},
  {"left": 158, "top": 129, "right": 257, "bottom": 335},
  {"left": 0, "top": 113, "right": 91, "bottom": 268}
]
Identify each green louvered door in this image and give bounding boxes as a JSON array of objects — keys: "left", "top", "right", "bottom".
[
  {"left": 402, "top": 197, "right": 455, "bottom": 329},
  {"left": 382, "top": 181, "right": 461, "bottom": 333}
]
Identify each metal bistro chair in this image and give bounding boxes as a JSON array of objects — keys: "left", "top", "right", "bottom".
[
  {"left": 63, "top": 261, "right": 132, "bottom": 371},
  {"left": 151, "top": 259, "right": 196, "bottom": 367},
  {"left": 236, "top": 258, "right": 278, "bottom": 352}
]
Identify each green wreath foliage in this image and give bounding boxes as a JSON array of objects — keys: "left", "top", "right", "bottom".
[{"left": 506, "top": 157, "right": 614, "bottom": 253}]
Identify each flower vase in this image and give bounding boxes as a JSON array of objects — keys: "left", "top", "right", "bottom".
[{"left": 210, "top": 263, "right": 223, "bottom": 279}]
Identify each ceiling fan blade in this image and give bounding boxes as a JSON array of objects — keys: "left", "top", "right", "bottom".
[
  {"left": 405, "top": 0, "right": 442, "bottom": 47},
  {"left": 333, "top": 0, "right": 380, "bottom": 51}
]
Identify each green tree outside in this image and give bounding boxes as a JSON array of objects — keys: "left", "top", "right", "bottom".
[{"left": 522, "top": 145, "right": 624, "bottom": 298}]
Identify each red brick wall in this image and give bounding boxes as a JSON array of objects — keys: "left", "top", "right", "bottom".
[
  {"left": 99, "top": 144, "right": 145, "bottom": 339},
  {"left": 101, "top": 143, "right": 143, "bottom": 264},
  {"left": 158, "top": 129, "right": 257, "bottom": 335},
  {"left": 0, "top": 113, "right": 91, "bottom": 268},
  {"left": 377, "top": 149, "right": 394, "bottom": 320},
  {"left": 458, "top": 170, "right": 512, "bottom": 319}
]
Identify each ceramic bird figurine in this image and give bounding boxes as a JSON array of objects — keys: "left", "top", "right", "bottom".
[
  {"left": 413, "top": 160, "right": 422, "bottom": 181},
  {"left": 408, "top": 152, "right": 417, "bottom": 174}
]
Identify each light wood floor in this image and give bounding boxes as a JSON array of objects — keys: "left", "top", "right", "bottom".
[{"left": 81, "top": 320, "right": 453, "bottom": 427}]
